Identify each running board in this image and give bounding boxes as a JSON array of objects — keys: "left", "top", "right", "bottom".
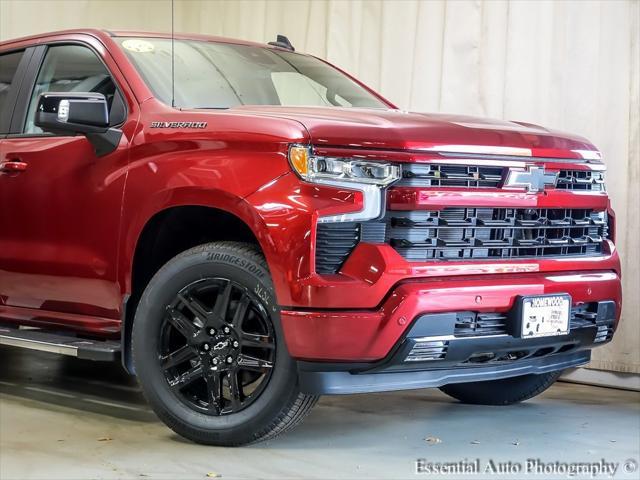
[{"left": 0, "top": 326, "right": 120, "bottom": 361}]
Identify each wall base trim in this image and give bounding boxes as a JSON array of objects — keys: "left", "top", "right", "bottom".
[{"left": 560, "top": 367, "right": 640, "bottom": 391}]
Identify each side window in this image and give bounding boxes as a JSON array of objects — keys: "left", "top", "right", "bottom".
[
  {"left": 24, "top": 45, "right": 117, "bottom": 134},
  {"left": 0, "top": 50, "right": 25, "bottom": 133}
]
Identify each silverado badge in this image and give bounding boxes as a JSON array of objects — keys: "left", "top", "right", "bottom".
[{"left": 150, "top": 121, "right": 208, "bottom": 129}]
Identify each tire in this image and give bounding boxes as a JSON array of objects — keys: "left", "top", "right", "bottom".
[
  {"left": 132, "top": 241, "right": 318, "bottom": 446},
  {"left": 439, "top": 371, "right": 563, "bottom": 406}
]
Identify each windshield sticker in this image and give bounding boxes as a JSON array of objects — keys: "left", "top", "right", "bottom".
[{"left": 122, "top": 39, "right": 155, "bottom": 53}]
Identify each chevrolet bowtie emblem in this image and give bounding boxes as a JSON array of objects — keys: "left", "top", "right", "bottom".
[{"left": 504, "top": 166, "right": 558, "bottom": 193}]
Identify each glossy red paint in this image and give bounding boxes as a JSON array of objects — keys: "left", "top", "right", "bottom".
[
  {"left": 232, "top": 106, "right": 598, "bottom": 159},
  {"left": 0, "top": 30, "right": 622, "bottom": 363},
  {"left": 0, "top": 31, "right": 140, "bottom": 330},
  {"left": 387, "top": 187, "right": 609, "bottom": 211}
]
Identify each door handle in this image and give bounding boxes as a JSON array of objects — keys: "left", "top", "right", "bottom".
[{"left": 0, "top": 160, "right": 28, "bottom": 173}]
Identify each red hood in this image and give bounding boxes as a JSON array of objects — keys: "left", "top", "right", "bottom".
[{"left": 231, "top": 106, "right": 599, "bottom": 160}]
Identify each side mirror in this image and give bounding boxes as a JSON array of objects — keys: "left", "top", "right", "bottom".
[{"left": 34, "top": 92, "right": 122, "bottom": 157}]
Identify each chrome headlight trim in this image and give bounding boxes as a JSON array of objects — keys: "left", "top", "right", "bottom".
[{"left": 288, "top": 145, "right": 400, "bottom": 223}]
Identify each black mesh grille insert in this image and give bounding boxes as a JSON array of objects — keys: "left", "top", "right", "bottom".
[
  {"left": 557, "top": 170, "right": 605, "bottom": 191},
  {"left": 399, "top": 164, "right": 504, "bottom": 188},
  {"left": 385, "top": 208, "right": 608, "bottom": 261}
]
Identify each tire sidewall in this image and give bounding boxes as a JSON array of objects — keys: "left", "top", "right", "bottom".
[{"left": 133, "top": 244, "right": 297, "bottom": 442}]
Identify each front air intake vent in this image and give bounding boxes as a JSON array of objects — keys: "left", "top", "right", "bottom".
[
  {"left": 405, "top": 340, "right": 449, "bottom": 362},
  {"left": 454, "top": 312, "right": 508, "bottom": 337},
  {"left": 315, "top": 223, "right": 360, "bottom": 274},
  {"left": 315, "top": 222, "right": 387, "bottom": 274}
]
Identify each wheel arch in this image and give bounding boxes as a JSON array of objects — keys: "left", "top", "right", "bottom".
[{"left": 119, "top": 188, "right": 277, "bottom": 373}]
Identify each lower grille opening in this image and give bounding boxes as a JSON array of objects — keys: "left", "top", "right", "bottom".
[
  {"left": 461, "top": 347, "right": 561, "bottom": 365},
  {"left": 402, "top": 301, "right": 613, "bottom": 364},
  {"left": 495, "top": 350, "right": 530, "bottom": 362},
  {"left": 594, "top": 325, "right": 614, "bottom": 343},
  {"left": 557, "top": 343, "right": 578, "bottom": 353},
  {"left": 449, "top": 303, "right": 602, "bottom": 338},
  {"left": 531, "top": 346, "right": 556, "bottom": 358},
  {"left": 406, "top": 340, "right": 449, "bottom": 362},
  {"left": 466, "top": 352, "right": 497, "bottom": 363},
  {"left": 454, "top": 312, "right": 507, "bottom": 337}
]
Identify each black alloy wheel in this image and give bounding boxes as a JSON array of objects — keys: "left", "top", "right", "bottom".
[
  {"left": 133, "top": 242, "right": 318, "bottom": 446},
  {"left": 160, "top": 278, "right": 276, "bottom": 415}
]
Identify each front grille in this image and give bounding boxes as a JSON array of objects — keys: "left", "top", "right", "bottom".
[
  {"left": 314, "top": 162, "right": 608, "bottom": 273},
  {"left": 314, "top": 208, "right": 608, "bottom": 272},
  {"left": 399, "top": 164, "right": 504, "bottom": 188},
  {"left": 385, "top": 208, "right": 608, "bottom": 261},
  {"left": 557, "top": 170, "right": 605, "bottom": 191},
  {"left": 398, "top": 164, "right": 604, "bottom": 191}
]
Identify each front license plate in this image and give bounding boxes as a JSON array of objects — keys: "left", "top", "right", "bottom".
[{"left": 520, "top": 294, "right": 571, "bottom": 338}]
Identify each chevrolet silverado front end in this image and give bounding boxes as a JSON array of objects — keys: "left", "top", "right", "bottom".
[{"left": 0, "top": 30, "right": 621, "bottom": 446}]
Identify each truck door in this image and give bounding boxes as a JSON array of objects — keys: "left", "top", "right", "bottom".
[{"left": 0, "top": 42, "right": 129, "bottom": 331}]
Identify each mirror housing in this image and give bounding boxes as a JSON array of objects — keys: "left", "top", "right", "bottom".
[
  {"left": 35, "top": 92, "right": 109, "bottom": 133},
  {"left": 34, "top": 92, "right": 122, "bottom": 157}
]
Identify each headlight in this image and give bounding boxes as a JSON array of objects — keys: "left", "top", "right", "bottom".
[
  {"left": 288, "top": 145, "right": 401, "bottom": 223},
  {"left": 288, "top": 145, "right": 400, "bottom": 186}
]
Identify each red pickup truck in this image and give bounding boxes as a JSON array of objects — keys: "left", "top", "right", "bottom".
[{"left": 0, "top": 30, "right": 621, "bottom": 446}]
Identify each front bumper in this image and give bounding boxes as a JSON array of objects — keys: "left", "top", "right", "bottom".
[
  {"left": 281, "top": 270, "right": 621, "bottom": 362},
  {"left": 295, "top": 298, "right": 614, "bottom": 395},
  {"left": 282, "top": 270, "right": 620, "bottom": 394},
  {"left": 299, "top": 350, "right": 591, "bottom": 395}
]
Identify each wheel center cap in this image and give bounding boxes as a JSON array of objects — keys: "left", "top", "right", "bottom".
[
  {"left": 213, "top": 339, "right": 229, "bottom": 351},
  {"left": 206, "top": 331, "right": 238, "bottom": 360}
]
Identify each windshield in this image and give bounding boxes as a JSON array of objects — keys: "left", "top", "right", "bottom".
[{"left": 116, "top": 37, "right": 387, "bottom": 109}]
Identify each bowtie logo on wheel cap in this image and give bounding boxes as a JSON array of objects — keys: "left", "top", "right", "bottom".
[{"left": 505, "top": 166, "right": 558, "bottom": 193}]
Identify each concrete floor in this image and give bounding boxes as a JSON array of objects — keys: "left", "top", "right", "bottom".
[{"left": 0, "top": 347, "right": 638, "bottom": 480}]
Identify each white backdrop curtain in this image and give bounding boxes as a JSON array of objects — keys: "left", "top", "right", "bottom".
[{"left": 1, "top": 0, "right": 638, "bottom": 373}]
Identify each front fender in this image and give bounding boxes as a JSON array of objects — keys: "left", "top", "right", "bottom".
[{"left": 118, "top": 137, "right": 294, "bottom": 295}]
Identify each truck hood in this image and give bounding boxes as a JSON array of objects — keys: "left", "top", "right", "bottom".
[{"left": 230, "top": 105, "right": 599, "bottom": 160}]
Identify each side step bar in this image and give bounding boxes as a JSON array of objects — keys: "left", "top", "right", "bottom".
[{"left": 0, "top": 326, "right": 120, "bottom": 361}]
